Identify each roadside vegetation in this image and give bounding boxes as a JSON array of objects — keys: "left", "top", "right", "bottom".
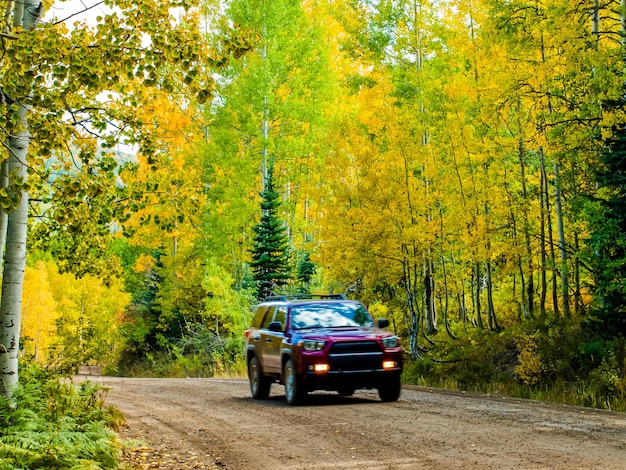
[
  {"left": 403, "top": 319, "right": 626, "bottom": 412},
  {"left": 0, "top": 361, "right": 124, "bottom": 469}
]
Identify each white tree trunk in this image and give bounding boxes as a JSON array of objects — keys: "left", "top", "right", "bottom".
[
  {"left": 619, "top": 0, "right": 626, "bottom": 46},
  {"left": 0, "top": 105, "right": 30, "bottom": 397},
  {"left": 0, "top": 160, "right": 9, "bottom": 271},
  {"left": 554, "top": 162, "right": 570, "bottom": 318},
  {"left": 0, "top": 0, "right": 41, "bottom": 398}
]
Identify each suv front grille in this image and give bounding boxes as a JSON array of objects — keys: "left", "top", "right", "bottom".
[
  {"left": 328, "top": 341, "right": 383, "bottom": 371},
  {"left": 329, "top": 341, "right": 380, "bottom": 354}
]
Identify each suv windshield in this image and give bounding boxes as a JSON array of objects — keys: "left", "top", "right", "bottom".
[{"left": 291, "top": 302, "right": 374, "bottom": 329}]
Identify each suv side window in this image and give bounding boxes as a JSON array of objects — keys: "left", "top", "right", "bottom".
[
  {"left": 261, "top": 306, "right": 277, "bottom": 329},
  {"left": 251, "top": 306, "right": 269, "bottom": 328},
  {"left": 274, "top": 306, "right": 287, "bottom": 329}
]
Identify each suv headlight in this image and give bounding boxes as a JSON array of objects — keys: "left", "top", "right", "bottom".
[
  {"left": 382, "top": 336, "right": 399, "bottom": 348},
  {"left": 300, "top": 340, "right": 326, "bottom": 351}
]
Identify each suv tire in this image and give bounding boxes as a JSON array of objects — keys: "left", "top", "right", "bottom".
[
  {"left": 378, "top": 374, "right": 401, "bottom": 402},
  {"left": 284, "top": 359, "right": 306, "bottom": 405},
  {"left": 249, "top": 356, "right": 271, "bottom": 399}
]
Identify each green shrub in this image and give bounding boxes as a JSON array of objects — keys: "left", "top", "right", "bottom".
[
  {"left": 0, "top": 362, "right": 123, "bottom": 469},
  {"left": 115, "top": 322, "right": 247, "bottom": 378},
  {"left": 402, "top": 317, "right": 626, "bottom": 411},
  {"left": 403, "top": 357, "right": 434, "bottom": 384}
]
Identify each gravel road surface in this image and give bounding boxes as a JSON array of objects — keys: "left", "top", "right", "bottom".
[{"left": 81, "top": 376, "right": 626, "bottom": 469}]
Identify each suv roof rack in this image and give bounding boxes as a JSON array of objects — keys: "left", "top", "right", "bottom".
[
  {"left": 293, "top": 293, "right": 346, "bottom": 300},
  {"left": 263, "top": 293, "right": 346, "bottom": 301},
  {"left": 264, "top": 295, "right": 288, "bottom": 301}
]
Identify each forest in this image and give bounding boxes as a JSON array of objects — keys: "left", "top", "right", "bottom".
[{"left": 2, "top": 0, "right": 626, "bottom": 464}]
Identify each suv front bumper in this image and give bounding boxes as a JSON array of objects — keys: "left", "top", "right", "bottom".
[
  {"left": 294, "top": 348, "right": 403, "bottom": 392},
  {"left": 302, "top": 366, "right": 402, "bottom": 392}
]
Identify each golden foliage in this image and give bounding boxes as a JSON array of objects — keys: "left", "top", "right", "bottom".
[
  {"left": 21, "top": 261, "right": 130, "bottom": 367},
  {"left": 514, "top": 333, "right": 543, "bottom": 386},
  {"left": 22, "top": 262, "right": 59, "bottom": 363}
]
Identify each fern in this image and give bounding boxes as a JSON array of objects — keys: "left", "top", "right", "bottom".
[{"left": 0, "top": 361, "right": 123, "bottom": 469}]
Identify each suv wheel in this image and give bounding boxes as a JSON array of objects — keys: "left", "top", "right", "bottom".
[
  {"left": 249, "top": 356, "right": 271, "bottom": 399},
  {"left": 284, "top": 359, "right": 306, "bottom": 405},
  {"left": 378, "top": 374, "right": 401, "bottom": 402}
]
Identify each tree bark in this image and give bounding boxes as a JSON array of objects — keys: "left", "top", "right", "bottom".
[
  {"left": 0, "top": 0, "right": 41, "bottom": 398},
  {"left": 424, "top": 255, "right": 438, "bottom": 335},
  {"left": 474, "top": 262, "right": 484, "bottom": 329},
  {"left": 540, "top": 155, "right": 547, "bottom": 316},
  {"left": 518, "top": 138, "right": 534, "bottom": 318},
  {"left": 540, "top": 148, "right": 559, "bottom": 316},
  {"left": 486, "top": 260, "right": 499, "bottom": 330},
  {"left": 621, "top": 0, "right": 626, "bottom": 47},
  {"left": 574, "top": 231, "right": 583, "bottom": 315},
  {"left": 0, "top": 103, "right": 30, "bottom": 397},
  {"left": 441, "top": 256, "right": 456, "bottom": 339},
  {"left": 403, "top": 247, "right": 422, "bottom": 359},
  {"left": 260, "top": 43, "right": 269, "bottom": 190},
  {"left": 0, "top": 160, "right": 8, "bottom": 272},
  {"left": 554, "top": 162, "right": 570, "bottom": 318}
]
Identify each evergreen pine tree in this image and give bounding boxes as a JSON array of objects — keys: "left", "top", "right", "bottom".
[
  {"left": 296, "top": 252, "right": 316, "bottom": 289},
  {"left": 250, "top": 167, "right": 290, "bottom": 299},
  {"left": 588, "top": 114, "right": 626, "bottom": 337}
]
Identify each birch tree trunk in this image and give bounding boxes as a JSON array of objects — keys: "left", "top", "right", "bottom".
[
  {"left": 424, "top": 255, "right": 438, "bottom": 335},
  {"left": 262, "top": 94, "right": 269, "bottom": 190},
  {"left": 403, "top": 248, "right": 422, "bottom": 359},
  {"left": 486, "top": 260, "right": 499, "bottom": 330},
  {"left": 540, "top": 156, "right": 548, "bottom": 316},
  {"left": 0, "top": 0, "right": 41, "bottom": 398},
  {"left": 0, "top": 106, "right": 30, "bottom": 398},
  {"left": 474, "top": 263, "right": 484, "bottom": 329},
  {"left": 0, "top": 0, "right": 17, "bottom": 275},
  {"left": 616, "top": 0, "right": 626, "bottom": 47},
  {"left": 540, "top": 148, "right": 560, "bottom": 316},
  {"left": 260, "top": 42, "right": 269, "bottom": 190},
  {"left": 482, "top": 202, "right": 498, "bottom": 329},
  {"left": 574, "top": 231, "right": 583, "bottom": 315},
  {"left": 0, "top": 160, "right": 9, "bottom": 272},
  {"left": 554, "top": 162, "right": 570, "bottom": 318},
  {"left": 440, "top": 256, "right": 456, "bottom": 339},
  {"left": 518, "top": 138, "right": 534, "bottom": 318}
]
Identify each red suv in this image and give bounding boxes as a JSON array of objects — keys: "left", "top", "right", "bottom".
[{"left": 244, "top": 294, "right": 403, "bottom": 405}]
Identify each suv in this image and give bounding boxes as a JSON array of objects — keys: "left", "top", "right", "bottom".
[{"left": 244, "top": 294, "right": 403, "bottom": 405}]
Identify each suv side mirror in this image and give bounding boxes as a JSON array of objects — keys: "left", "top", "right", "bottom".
[
  {"left": 268, "top": 321, "right": 283, "bottom": 332},
  {"left": 377, "top": 318, "right": 389, "bottom": 328}
]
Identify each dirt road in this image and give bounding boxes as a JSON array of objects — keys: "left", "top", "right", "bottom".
[{"left": 84, "top": 376, "right": 626, "bottom": 469}]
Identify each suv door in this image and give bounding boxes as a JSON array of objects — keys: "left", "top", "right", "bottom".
[
  {"left": 255, "top": 306, "right": 275, "bottom": 372},
  {"left": 258, "top": 306, "right": 286, "bottom": 374}
]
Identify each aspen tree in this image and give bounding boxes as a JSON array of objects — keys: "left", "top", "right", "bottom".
[
  {"left": 0, "top": 0, "right": 250, "bottom": 397},
  {"left": 0, "top": 0, "right": 43, "bottom": 398}
]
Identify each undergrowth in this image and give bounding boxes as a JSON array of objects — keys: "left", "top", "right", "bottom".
[
  {"left": 402, "top": 317, "right": 626, "bottom": 412},
  {"left": 114, "top": 324, "right": 246, "bottom": 378},
  {"left": 0, "top": 362, "right": 125, "bottom": 469}
]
